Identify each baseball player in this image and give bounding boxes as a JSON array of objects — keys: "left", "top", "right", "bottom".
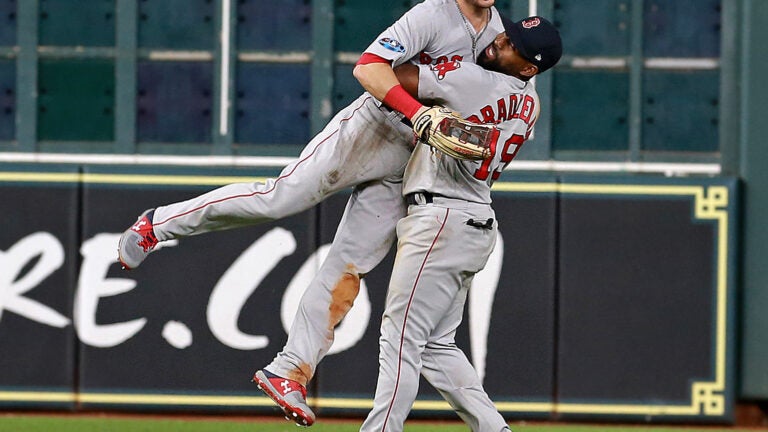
[
  {"left": 358, "top": 16, "right": 562, "bottom": 432},
  {"left": 118, "top": 0, "right": 502, "bottom": 426}
]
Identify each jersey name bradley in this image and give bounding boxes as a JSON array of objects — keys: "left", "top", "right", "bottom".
[{"left": 467, "top": 93, "right": 536, "bottom": 126}]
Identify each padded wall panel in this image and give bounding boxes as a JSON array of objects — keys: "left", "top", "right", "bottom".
[
  {"left": 739, "top": 0, "right": 768, "bottom": 400},
  {"left": 235, "top": 63, "right": 310, "bottom": 145},
  {"left": 138, "top": 0, "right": 214, "bottom": 50},
  {"left": 236, "top": 0, "right": 311, "bottom": 51},
  {"left": 495, "top": 0, "right": 511, "bottom": 12},
  {"left": 644, "top": 0, "right": 721, "bottom": 57},
  {"left": 0, "top": 0, "right": 16, "bottom": 46},
  {"left": 38, "top": 59, "right": 115, "bottom": 141},
  {"left": 553, "top": 0, "right": 631, "bottom": 56},
  {"left": 137, "top": 61, "right": 213, "bottom": 143},
  {"left": 333, "top": 64, "right": 363, "bottom": 113},
  {"left": 556, "top": 177, "right": 737, "bottom": 423},
  {"left": 0, "top": 166, "right": 79, "bottom": 409},
  {"left": 334, "top": 0, "right": 412, "bottom": 52},
  {"left": 552, "top": 70, "right": 629, "bottom": 152},
  {"left": 39, "top": 0, "right": 115, "bottom": 46},
  {"left": 642, "top": 70, "right": 719, "bottom": 153},
  {"left": 0, "top": 60, "right": 14, "bottom": 141}
]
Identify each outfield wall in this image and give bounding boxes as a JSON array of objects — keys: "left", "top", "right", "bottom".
[{"left": 0, "top": 166, "right": 738, "bottom": 424}]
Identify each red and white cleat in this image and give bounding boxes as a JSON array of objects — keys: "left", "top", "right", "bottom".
[
  {"left": 117, "top": 209, "right": 158, "bottom": 270},
  {"left": 253, "top": 369, "right": 315, "bottom": 427}
]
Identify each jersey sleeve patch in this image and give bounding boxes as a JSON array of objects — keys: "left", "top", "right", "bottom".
[{"left": 378, "top": 38, "right": 406, "bottom": 53}]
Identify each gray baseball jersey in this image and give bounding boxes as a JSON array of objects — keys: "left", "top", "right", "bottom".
[
  {"left": 133, "top": 1, "right": 506, "bottom": 425},
  {"left": 365, "top": 0, "right": 502, "bottom": 68},
  {"left": 360, "top": 63, "right": 539, "bottom": 432},
  {"left": 405, "top": 61, "right": 540, "bottom": 201}
]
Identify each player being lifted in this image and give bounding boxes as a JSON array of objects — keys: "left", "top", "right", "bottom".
[
  {"left": 249, "top": 3, "right": 505, "bottom": 425},
  {"left": 115, "top": 0, "right": 529, "bottom": 427},
  {"left": 119, "top": 0, "right": 501, "bottom": 424},
  {"left": 118, "top": 0, "right": 500, "bottom": 270}
]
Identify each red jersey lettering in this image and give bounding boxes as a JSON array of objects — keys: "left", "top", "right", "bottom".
[
  {"left": 496, "top": 98, "right": 507, "bottom": 123},
  {"left": 507, "top": 95, "right": 519, "bottom": 121},
  {"left": 418, "top": 52, "right": 463, "bottom": 65},
  {"left": 431, "top": 60, "right": 461, "bottom": 80},
  {"left": 479, "top": 106, "right": 496, "bottom": 124},
  {"left": 519, "top": 95, "right": 535, "bottom": 124},
  {"left": 473, "top": 133, "right": 525, "bottom": 181},
  {"left": 473, "top": 94, "right": 536, "bottom": 126}
]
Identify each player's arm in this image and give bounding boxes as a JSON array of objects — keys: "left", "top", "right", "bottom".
[
  {"left": 396, "top": 63, "right": 494, "bottom": 161},
  {"left": 358, "top": 62, "right": 432, "bottom": 105},
  {"left": 353, "top": 61, "right": 401, "bottom": 102},
  {"left": 353, "top": 55, "right": 427, "bottom": 121},
  {"left": 352, "top": 1, "right": 433, "bottom": 121},
  {"left": 392, "top": 63, "right": 420, "bottom": 99}
]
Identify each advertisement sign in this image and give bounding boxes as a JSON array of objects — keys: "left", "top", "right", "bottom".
[{"left": 0, "top": 167, "right": 737, "bottom": 423}]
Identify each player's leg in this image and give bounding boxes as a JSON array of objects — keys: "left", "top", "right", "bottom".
[
  {"left": 118, "top": 140, "right": 346, "bottom": 269},
  {"left": 264, "top": 176, "right": 407, "bottom": 381},
  {"left": 420, "top": 280, "right": 510, "bottom": 432},
  {"left": 417, "top": 203, "right": 504, "bottom": 431},
  {"left": 359, "top": 204, "right": 485, "bottom": 430},
  {"left": 254, "top": 176, "right": 407, "bottom": 426},
  {"left": 360, "top": 202, "right": 498, "bottom": 431},
  {"left": 118, "top": 95, "right": 413, "bottom": 269},
  {"left": 153, "top": 96, "right": 409, "bottom": 239}
]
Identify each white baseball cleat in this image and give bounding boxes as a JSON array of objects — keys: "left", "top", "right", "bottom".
[
  {"left": 117, "top": 209, "right": 158, "bottom": 270},
  {"left": 253, "top": 369, "right": 315, "bottom": 427}
]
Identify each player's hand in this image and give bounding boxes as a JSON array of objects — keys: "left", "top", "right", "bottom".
[{"left": 410, "top": 106, "right": 494, "bottom": 160}]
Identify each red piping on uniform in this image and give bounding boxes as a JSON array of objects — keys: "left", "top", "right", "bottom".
[
  {"left": 153, "top": 96, "right": 374, "bottom": 227},
  {"left": 381, "top": 207, "right": 450, "bottom": 432}
]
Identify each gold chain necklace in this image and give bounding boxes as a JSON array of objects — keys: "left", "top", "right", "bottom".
[{"left": 454, "top": 0, "right": 489, "bottom": 60}]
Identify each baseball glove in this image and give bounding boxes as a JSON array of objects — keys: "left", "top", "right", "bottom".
[{"left": 412, "top": 106, "right": 494, "bottom": 160}]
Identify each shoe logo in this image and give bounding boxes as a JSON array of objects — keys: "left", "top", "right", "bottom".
[
  {"left": 280, "top": 379, "right": 292, "bottom": 394},
  {"left": 131, "top": 219, "right": 147, "bottom": 232}
]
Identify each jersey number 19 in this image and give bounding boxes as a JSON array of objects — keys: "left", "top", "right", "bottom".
[{"left": 473, "top": 133, "right": 525, "bottom": 181}]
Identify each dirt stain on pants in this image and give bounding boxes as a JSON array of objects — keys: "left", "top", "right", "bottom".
[
  {"left": 329, "top": 264, "right": 361, "bottom": 330},
  {"left": 287, "top": 363, "right": 314, "bottom": 387},
  {"left": 287, "top": 265, "right": 361, "bottom": 386}
]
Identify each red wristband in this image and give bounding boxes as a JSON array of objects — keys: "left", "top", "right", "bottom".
[{"left": 382, "top": 84, "right": 423, "bottom": 120}]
